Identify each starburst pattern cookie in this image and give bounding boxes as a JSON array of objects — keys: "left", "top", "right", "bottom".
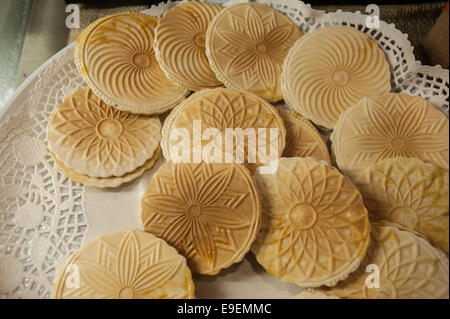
[
  {"left": 53, "top": 230, "right": 195, "bottom": 299},
  {"left": 322, "top": 222, "right": 449, "bottom": 298},
  {"left": 331, "top": 93, "right": 449, "bottom": 179},
  {"left": 141, "top": 162, "right": 260, "bottom": 275},
  {"left": 206, "top": 3, "right": 302, "bottom": 101},
  {"left": 278, "top": 109, "right": 330, "bottom": 163},
  {"left": 75, "top": 13, "right": 188, "bottom": 114},
  {"left": 353, "top": 157, "right": 449, "bottom": 254},
  {"left": 47, "top": 88, "right": 161, "bottom": 180},
  {"left": 161, "top": 88, "right": 286, "bottom": 169},
  {"left": 282, "top": 26, "right": 391, "bottom": 129},
  {"left": 154, "top": 1, "right": 222, "bottom": 90},
  {"left": 252, "top": 157, "right": 370, "bottom": 287}
]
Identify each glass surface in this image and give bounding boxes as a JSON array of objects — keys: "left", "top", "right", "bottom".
[{"left": 0, "top": 0, "right": 32, "bottom": 109}]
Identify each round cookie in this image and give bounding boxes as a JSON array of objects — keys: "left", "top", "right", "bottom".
[
  {"left": 141, "top": 162, "right": 260, "bottom": 275},
  {"left": 252, "top": 157, "right": 371, "bottom": 288},
  {"left": 161, "top": 88, "right": 286, "bottom": 170},
  {"left": 282, "top": 25, "right": 391, "bottom": 129},
  {"left": 53, "top": 229, "right": 195, "bottom": 299},
  {"left": 155, "top": 1, "right": 223, "bottom": 90},
  {"left": 331, "top": 93, "right": 449, "bottom": 179},
  {"left": 206, "top": 2, "right": 302, "bottom": 102},
  {"left": 75, "top": 13, "right": 188, "bottom": 114},
  {"left": 353, "top": 157, "right": 449, "bottom": 254},
  {"left": 47, "top": 88, "right": 161, "bottom": 180},
  {"left": 323, "top": 222, "right": 449, "bottom": 298},
  {"left": 278, "top": 109, "right": 331, "bottom": 163}
]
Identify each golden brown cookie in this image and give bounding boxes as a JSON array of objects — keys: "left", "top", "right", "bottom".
[
  {"left": 323, "top": 222, "right": 449, "bottom": 298},
  {"left": 282, "top": 26, "right": 391, "bottom": 129},
  {"left": 75, "top": 13, "right": 188, "bottom": 114},
  {"left": 291, "top": 290, "right": 340, "bottom": 299},
  {"left": 154, "top": 1, "right": 223, "bottom": 90},
  {"left": 141, "top": 162, "right": 260, "bottom": 275},
  {"left": 47, "top": 88, "right": 161, "bottom": 181},
  {"left": 206, "top": 3, "right": 302, "bottom": 101},
  {"left": 53, "top": 229, "right": 195, "bottom": 299},
  {"left": 331, "top": 93, "right": 449, "bottom": 179},
  {"left": 252, "top": 157, "right": 370, "bottom": 288},
  {"left": 278, "top": 109, "right": 330, "bottom": 163},
  {"left": 353, "top": 157, "right": 449, "bottom": 254}
]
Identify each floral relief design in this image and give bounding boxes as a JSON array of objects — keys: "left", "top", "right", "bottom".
[
  {"left": 353, "top": 157, "right": 449, "bottom": 254},
  {"left": 141, "top": 162, "right": 260, "bottom": 275},
  {"left": 53, "top": 230, "right": 193, "bottom": 299},
  {"left": 282, "top": 25, "right": 391, "bottom": 129},
  {"left": 253, "top": 157, "right": 370, "bottom": 287},
  {"left": 47, "top": 87, "right": 161, "bottom": 178},
  {"left": 324, "top": 223, "right": 449, "bottom": 298},
  {"left": 162, "top": 88, "right": 286, "bottom": 169},
  {"left": 207, "top": 3, "right": 302, "bottom": 101},
  {"left": 332, "top": 93, "right": 449, "bottom": 178},
  {"left": 155, "top": 1, "right": 222, "bottom": 90},
  {"left": 76, "top": 13, "right": 188, "bottom": 114}
]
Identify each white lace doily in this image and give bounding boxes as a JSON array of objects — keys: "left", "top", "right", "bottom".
[{"left": 0, "top": 0, "right": 448, "bottom": 299}]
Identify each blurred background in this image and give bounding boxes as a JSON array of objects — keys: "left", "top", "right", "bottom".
[{"left": 0, "top": 0, "right": 448, "bottom": 110}]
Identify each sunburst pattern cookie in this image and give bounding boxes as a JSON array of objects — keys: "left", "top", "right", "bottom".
[
  {"left": 282, "top": 26, "right": 391, "bottom": 129},
  {"left": 206, "top": 3, "right": 302, "bottom": 101},
  {"left": 252, "top": 157, "right": 370, "bottom": 287},
  {"left": 278, "top": 109, "right": 330, "bottom": 163},
  {"left": 161, "top": 88, "right": 286, "bottom": 169},
  {"left": 331, "top": 93, "right": 449, "bottom": 179},
  {"left": 75, "top": 13, "right": 188, "bottom": 114},
  {"left": 353, "top": 157, "right": 449, "bottom": 254},
  {"left": 141, "top": 162, "right": 260, "bottom": 275},
  {"left": 53, "top": 229, "right": 195, "bottom": 299},
  {"left": 322, "top": 222, "right": 449, "bottom": 298},
  {"left": 155, "top": 1, "right": 222, "bottom": 90},
  {"left": 47, "top": 88, "right": 161, "bottom": 180}
]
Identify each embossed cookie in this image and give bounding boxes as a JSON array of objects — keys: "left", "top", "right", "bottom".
[
  {"left": 252, "top": 157, "right": 370, "bottom": 288},
  {"left": 331, "top": 93, "right": 449, "bottom": 179},
  {"left": 75, "top": 13, "right": 188, "bottom": 114},
  {"left": 155, "top": 1, "right": 222, "bottom": 90},
  {"left": 141, "top": 162, "right": 260, "bottom": 275},
  {"left": 47, "top": 88, "right": 161, "bottom": 182},
  {"left": 282, "top": 25, "right": 391, "bottom": 129},
  {"left": 322, "top": 222, "right": 449, "bottom": 298},
  {"left": 206, "top": 3, "right": 302, "bottom": 101},
  {"left": 161, "top": 88, "right": 286, "bottom": 170},
  {"left": 278, "top": 109, "right": 330, "bottom": 163},
  {"left": 353, "top": 157, "right": 449, "bottom": 254},
  {"left": 53, "top": 229, "right": 195, "bottom": 299}
]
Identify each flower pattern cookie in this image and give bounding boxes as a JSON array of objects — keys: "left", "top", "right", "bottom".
[
  {"left": 141, "top": 162, "right": 260, "bottom": 275},
  {"left": 75, "top": 13, "right": 188, "bottom": 114},
  {"left": 252, "top": 157, "right": 370, "bottom": 287},
  {"left": 331, "top": 93, "right": 449, "bottom": 179},
  {"left": 155, "top": 1, "right": 223, "bottom": 90},
  {"left": 53, "top": 229, "right": 195, "bottom": 299},
  {"left": 206, "top": 3, "right": 302, "bottom": 101}
]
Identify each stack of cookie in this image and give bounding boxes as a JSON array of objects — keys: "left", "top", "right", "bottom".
[{"left": 49, "top": 1, "right": 449, "bottom": 299}]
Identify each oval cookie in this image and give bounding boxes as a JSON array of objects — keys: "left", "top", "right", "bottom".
[
  {"left": 331, "top": 93, "right": 449, "bottom": 179},
  {"left": 141, "top": 162, "right": 260, "bottom": 275},
  {"left": 75, "top": 13, "right": 188, "bottom": 114},
  {"left": 155, "top": 1, "right": 222, "bottom": 90},
  {"left": 282, "top": 25, "right": 391, "bottom": 129},
  {"left": 353, "top": 157, "right": 449, "bottom": 254},
  {"left": 47, "top": 88, "right": 161, "bottom": 179},
  {"left": 53, "top": 229, "right": 195, "bottom": 299},
  {"left": 161, "top": 88, "right": 286, "bottom": 170},
  {"left": 252, "top": 157, "right": 371, "bottom": 287},
  {"left": 206, "top": 3, "right": 302, "bottom": 101},
  {"left": 323, "top": 222, "right": 449, "bottom": 298},
  {"left": 278, "top": 109, "right": 331, "bottom": 163}
]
